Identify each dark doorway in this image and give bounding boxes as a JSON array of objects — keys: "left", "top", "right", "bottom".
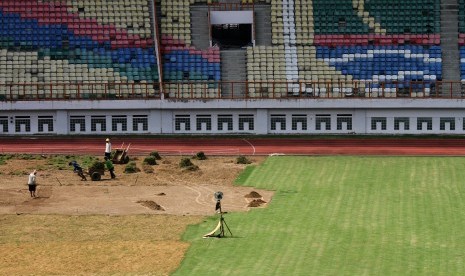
[{"left": 211, "top": 24, "right": 252, "bottom": 49}]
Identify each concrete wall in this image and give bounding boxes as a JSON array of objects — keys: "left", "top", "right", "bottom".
[{"left": 1, "top": 98, "right": 465, "bottom": 135}]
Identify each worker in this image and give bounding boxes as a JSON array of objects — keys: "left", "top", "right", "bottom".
[
  {"left": 27, "top": 170, "right": 37, "bottom": 197},
  {"left": 105, "top": 138, "right": 112, "bottom": 159},
  {"left": 68, "top": 161, "right": 87, "bottom": 181},
  {"left": 104, "top": 156, "right": 116, "bottom": 179}
]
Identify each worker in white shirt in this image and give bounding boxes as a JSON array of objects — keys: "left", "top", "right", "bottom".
[
  {"left": 105, "top": 138, "right": 112, "bottom": 159},
  {"left": 27, "top": 170, "right": 37, "bottom": 197}
]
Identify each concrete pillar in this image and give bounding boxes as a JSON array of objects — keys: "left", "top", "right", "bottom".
[
  {"left": 352, "top": 110, "right": 366, "bottom": 134},
  {"left": 158, "top": 110, "right": 173, "bottom": 134},
  {"left": 55, "top": 110, "right": 68, "bottom": 135},
  {"left": 255, "top": 109, "right": 268, "bottom": 134}
]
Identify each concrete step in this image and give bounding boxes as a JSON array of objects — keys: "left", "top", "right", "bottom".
[
  {"left": 190, "top": 6, "right": 211, "bottom": 49},
  {"left": 254, "top": 5, "right": 272, "bottom": 46},
  {"left": 220, "top": 49, "right": 247, "bottom": 97},
  {"left": 440, "top": 0, "right": 460, "bottom": 83}
]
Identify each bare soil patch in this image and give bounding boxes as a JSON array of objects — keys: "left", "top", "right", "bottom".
[
  {"left": 0, "top": 155, "right": 272, "bottom": 215},
  {"left": 0, "top": 155, "right": 273, "bottom": 275}
]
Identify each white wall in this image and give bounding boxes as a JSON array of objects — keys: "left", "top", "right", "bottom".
[
  {"left": 210, "top": 11, "right": 253, "bottom": 24},
  {"left": 1, "top": 99, "right": 465, "bottom": 135}
]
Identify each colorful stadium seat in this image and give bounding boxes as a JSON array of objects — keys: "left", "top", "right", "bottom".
[
  {"left": 159, "top": 0, "right": 221, "bottom": 98},
  {"left": 0, "top": 0, "right": 159, "bottom": 98},
  {"left": 247, "top": 0, "right": 442, "bottom": 98},
  {"left": 0, "top": 0, "right": 445, "bottom": 99}
]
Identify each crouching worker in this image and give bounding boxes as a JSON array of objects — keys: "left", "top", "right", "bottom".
[
  {"left": 104, "top": 157, "right": 116, "bottom": 179},
  {"left": 68, "top": 160, "right": 87, "bottom": 181}
]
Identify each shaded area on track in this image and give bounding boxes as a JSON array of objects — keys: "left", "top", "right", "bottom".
[{"left": 1, "top": 137, "right": 465, "bottom": 155}]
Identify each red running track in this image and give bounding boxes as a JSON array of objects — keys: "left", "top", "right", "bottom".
[{"left": 1, "top": 137, "right": 465, "bottom": 156}]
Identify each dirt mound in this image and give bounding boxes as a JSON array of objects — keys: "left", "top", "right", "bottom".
[
  {"left": 137, "top": 200, "right": 165, "bottom": 211},
  {"left": 245, "top": 191, "right": 262, "bottom": 198},
  {"left": 247, "top": 199, "right": 266, "bottom": 207}
]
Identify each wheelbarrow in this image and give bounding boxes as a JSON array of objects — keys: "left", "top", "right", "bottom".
[
  {"left": 88, "top": 167, "right": 105, "bottom": 181},
  {"left": 112, "top": 143, "right": 131, "bottom": 164}
]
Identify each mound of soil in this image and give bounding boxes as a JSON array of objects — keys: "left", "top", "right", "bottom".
[
  {"left": 245, "top": 191, "right": 262, "bottom": 198},
  {"left": 137, "top": 200, "right": 165, "bottom": 211},
  {"left": 247, "top": 199, "right": 267, "bottom": 207}
]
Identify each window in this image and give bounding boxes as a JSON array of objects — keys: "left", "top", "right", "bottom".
[
  {"left": 316, "top": 114, "right": 331, "bottom": 130},
  {"left": 196, "top": 115, "right": 212, "bottom": 131},
  {"left": 239, "top": 115, "right": 254, "bottom": 131},
  {"left": 15, "top": 116, "right": 30, "bottom": 132},
  {"left": 218, "top": 115, "right": 233, "bottom": 131},
  {"left": 0, "top": 116, "right": 8, "bottom": 132},
  {"left": 112, "top": 115, "right": 127, "bottom": 131},
  {"left": 292, "top": 115, "right": 307, "bottom": 130},
  {"left": 271, "top": 115, "right": 286, "bottom": 130},
  {"left": 417, "top": 117, "right": 432, "bottom": 131},
  {"left": 440, "top": 117, "right": 455, "bottom": 131},
  {"left": 70, "top": 116, "right": 85, "bottom": 132},
  {"left": 337, "top": 114, "right": 352, "bottom": 130},
  {"left": 38, "top": 116, "right": 53, "bottom": 132},
  {"left": 133, "top": 115, "right": 148, "bottom": 131},
  {"left": 175, "top": 115, "right": 190, "bottom": 131},
  {"left": 371, "top": 117, "right": 386, "bottom": 130},
  {"left": 394, "top": 117, "right": 410, "bottom": 130},
  {"left": 91, "top": 116, "right": 106, "bottom": 132}
]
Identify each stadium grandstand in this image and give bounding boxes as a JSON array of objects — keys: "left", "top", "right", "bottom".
[{"left": 0, "top": 0, "right": 463, "bottom": 135}]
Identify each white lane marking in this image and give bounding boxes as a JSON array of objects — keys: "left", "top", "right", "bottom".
[
  {"left": 184, "top": 185, "right": 209, "bottom": 207},
  {"left": 242, "top": 139, "right": 256, "bottom": 155}
]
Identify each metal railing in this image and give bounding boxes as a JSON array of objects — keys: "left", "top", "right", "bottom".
[
  {"left": 0, "top": 82, "right": 161, "bottom": 101},
  {"left": 162, "top": 80, "right": 464, "bottom": 99},
  {"left": 0, "top": 81, "right": 464, "bottom": 101},
  {"left": 207, "top": 2, "right": 254, "bottom": 11}
]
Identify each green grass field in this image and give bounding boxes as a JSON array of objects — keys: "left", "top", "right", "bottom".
[{"left": 174, "top": 156, "right": 465, "bottom": 275}]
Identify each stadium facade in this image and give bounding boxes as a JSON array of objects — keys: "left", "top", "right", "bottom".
[{"left": 0, "top": 0, "right": 464, "bottom": 135}]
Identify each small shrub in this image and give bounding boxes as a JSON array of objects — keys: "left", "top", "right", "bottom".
[
  {"left": 179, "top": 158, "right": 193, "bottom": 168},
  {"left": 143, "top": 156, "right": 157, "bottom": 165},
  {"left": 236, "top": 155, "right": 251, "bottom": 164},
  {"left": 149, "top": 151, "right": 162, "bottom": 160},
  {"left": 124, "top": 162, "right": 140, "bottom": 173},
  {"left": 193, "top": 151, "right": 207, "bottom": 160},
  {"left": 179, "top": 158, "right": 199, "bottom": 171}
]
